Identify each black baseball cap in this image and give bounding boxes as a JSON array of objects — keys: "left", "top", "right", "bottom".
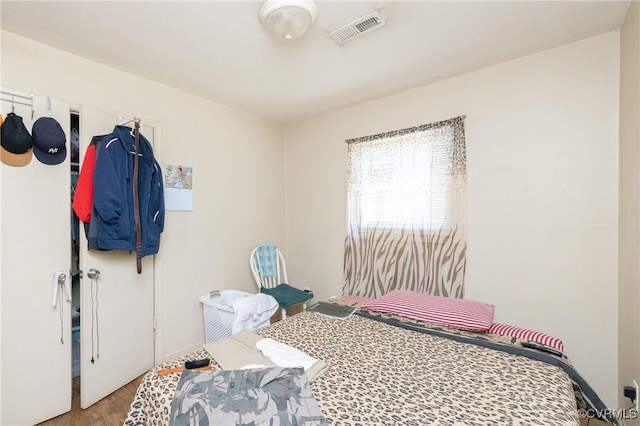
[
  {"left": 1, "top": 113, "right": 33, "bottom": 167},
  {"left": 32, "top": 117, "right": 67, "bottom": 165}
]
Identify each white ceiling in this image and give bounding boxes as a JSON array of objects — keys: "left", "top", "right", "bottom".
[{"left": 0, "top": 1, "right": 631, "bottom": 123}]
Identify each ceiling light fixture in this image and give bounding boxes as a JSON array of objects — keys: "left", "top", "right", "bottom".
[{"left": 259, "top": 0, "right": 318, "bottom": 41}]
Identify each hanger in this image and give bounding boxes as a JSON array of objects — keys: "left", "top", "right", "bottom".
[
  {"left": 118, "top": 115, "right": 141, "bottom": 126},
  {"left": 118, "top": 116, "right": 142, "bottom": 138}
]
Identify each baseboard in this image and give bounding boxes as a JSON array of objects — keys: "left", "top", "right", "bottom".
[{"left": 161, "top": 341, "right": 203, "bottom": 363}]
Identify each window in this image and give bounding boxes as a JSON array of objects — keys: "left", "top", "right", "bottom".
[
  {"left": 348, "top": 124, "right": 457, "bottom": 230},
  {"left": 343, "top": 116, "right": 467, "bottom": 299}
]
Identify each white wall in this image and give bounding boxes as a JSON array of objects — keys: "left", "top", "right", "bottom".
[
  {"left": 284, "top": 32, "right": 620, "bottom": 407},
  {"left": 619, "top": 0, "right": 640, "bottom": 414},
  {"left": 0, "top": 24, "right": 625, "bottom": 411},
  {"left": 0, "top": 30, "right": 286, "bottom": 359}
]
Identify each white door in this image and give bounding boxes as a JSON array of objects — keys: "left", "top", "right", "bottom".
[
  {"left": 1, "top": 94, "right": 72, "bottom": 425},
  {"left": 78, "top": 105, "right": 157, "bottom": 408}
]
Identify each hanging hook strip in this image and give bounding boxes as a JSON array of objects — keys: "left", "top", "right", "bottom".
[
  {"left": 0, "top": 97, "right": 32, "bottom": 107},
  {"left": 0, "top": 90, "right": 33, "bottom": 106},
  {"left": 0, "top": 90, "right": 35, "bottom": 118}
]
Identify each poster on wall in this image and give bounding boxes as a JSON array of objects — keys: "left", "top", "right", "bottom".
[{"left": 164, "top": 164, "right": 193, "bottom": 211}]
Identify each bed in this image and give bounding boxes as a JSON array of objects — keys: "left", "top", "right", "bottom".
[{"left": 124, "top": 299, "right": 612, "bottom": 426}]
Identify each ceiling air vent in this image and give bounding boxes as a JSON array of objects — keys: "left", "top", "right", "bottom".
[{"left": 329, "top": 11, "right": 386, "bottom": 45}]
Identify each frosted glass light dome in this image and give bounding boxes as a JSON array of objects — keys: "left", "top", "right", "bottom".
[{"left": 259, "top": 0, "right": 318, "bottom": 40}]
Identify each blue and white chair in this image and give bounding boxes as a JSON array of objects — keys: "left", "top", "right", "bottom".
[{"left": 249, "top": 244, "right": 312, "bottom": 319}]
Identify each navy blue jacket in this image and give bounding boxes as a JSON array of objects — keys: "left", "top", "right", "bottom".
[{"left": 92, "top": 126, "right": 164, "bottom": 257}]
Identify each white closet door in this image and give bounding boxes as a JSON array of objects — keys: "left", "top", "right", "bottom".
[
  {"left": 79, "top": 105, "right": 157, "bottom": 409},
  {"left": 1, "top": 95, "right": 72, "bottom": 425}
]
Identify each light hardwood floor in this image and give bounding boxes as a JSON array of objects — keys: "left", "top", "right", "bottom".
[{"left": 36, "top": 375, "right": 143, "bottom": 426}]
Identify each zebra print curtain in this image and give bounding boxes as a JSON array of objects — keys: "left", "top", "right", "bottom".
[{"left": 343, "top": 116, "right": 467, "bottom": 299}]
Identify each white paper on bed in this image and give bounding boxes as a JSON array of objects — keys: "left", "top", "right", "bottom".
[{"left": 203, "top": 329, "right": 327, "bottom": 382}]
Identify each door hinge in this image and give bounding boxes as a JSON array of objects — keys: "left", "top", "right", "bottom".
[{"left": 153, "top": 318, "right": 158, "bottom": 330}]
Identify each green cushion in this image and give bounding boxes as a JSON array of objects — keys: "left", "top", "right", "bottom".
[{"left": 260, "top": 283, "right": 312, "bottom": 308}]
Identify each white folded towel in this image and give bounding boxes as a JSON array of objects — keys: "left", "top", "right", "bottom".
[
  {"left": 231, "top": 294, "right": 279, "bottom": 334},
  {"left": 256, "top": 338, "right": 318, "bottom": 371}
]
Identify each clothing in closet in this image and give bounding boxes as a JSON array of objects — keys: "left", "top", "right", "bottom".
[{"left": 73, "top": 135, "right": 106, "bottom": 224}]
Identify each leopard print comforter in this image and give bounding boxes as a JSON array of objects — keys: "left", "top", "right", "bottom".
[{"left": 125, "top": 310, "right": 582, "bottom": 426}]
